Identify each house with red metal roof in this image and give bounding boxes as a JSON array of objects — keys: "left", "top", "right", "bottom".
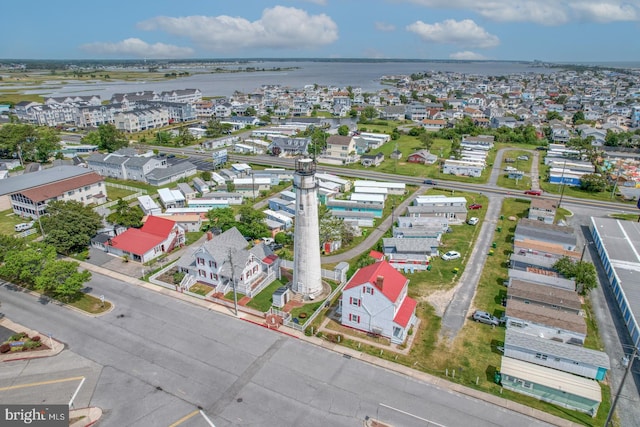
[
  {"left": 105, "top": 216, "right": 185, "bottom": 263},
  {"left": 341, "top": 260, "right": 417, "bottom": 344}
]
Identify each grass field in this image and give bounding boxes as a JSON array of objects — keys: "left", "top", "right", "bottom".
[{"left": 316, "top": 197, "right": 612, "bottom": 426}]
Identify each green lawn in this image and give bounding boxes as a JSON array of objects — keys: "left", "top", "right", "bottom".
[
  {"left": 245, "top": 279, "right": 285, "bottom": 312},
  {"left": 0, "top": 208, "right": 40, "bottom": 238},
  {"left": 318, "top": 196, "right": 612, "bottom": 426},
  {"left": 68, "top": 293, "right": 112, "bottom": 314},
  {"left": 105, "top": 186, "right": 137, "bottom": 201}
]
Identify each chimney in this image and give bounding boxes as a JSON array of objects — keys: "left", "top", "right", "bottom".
[
  {"left": 376, "top": 275, "right": 384, "bottom": 290},
  {"left": 206, "top": 231, "right": 213, "bottom": 241}
]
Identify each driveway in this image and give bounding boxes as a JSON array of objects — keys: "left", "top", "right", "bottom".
[
  {"left": 438, "top": 193, "right": 504, "bottom": 342},
  {"left": 320, "top": 186, "right": 428, "bottom": 265}
]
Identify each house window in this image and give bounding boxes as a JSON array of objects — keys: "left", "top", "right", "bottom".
[
  {"left": 535, "top": 353, "right": 548, "bottom": 361},
  {"left": 198, "top": 269, "right": 206, "bottom": 277},
  {"left": 349, "top": 297, "right": 361, "bottom": 307},
  {"left": 363, "top": 286, "right": 374, "bottom": 295},
  {"left": 349, "top": 314, "right": 360, "bottom": 323},
  {"left": 197, "top": 258, "right": 205, "bottom": 265},
  {"left": 253, "top": 265, "right": 258, "bottom": 273}
]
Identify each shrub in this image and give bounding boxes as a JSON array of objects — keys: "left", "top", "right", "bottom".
[
  {"left": 32, "top": 336, "right": 41, "bottom": 342},
  {"left": 23, "top": 341, "right": 41, "bottom": 349},
  {"left": 0, "top": 343, "right": 10, "bottom": 353},
  {"left": 9, "top": 332, "right": 27, "bottom": 341}
]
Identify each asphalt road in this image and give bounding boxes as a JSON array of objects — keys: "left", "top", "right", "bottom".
[{"left": 0, "top": 273, "right": 554, "bottom": 427}]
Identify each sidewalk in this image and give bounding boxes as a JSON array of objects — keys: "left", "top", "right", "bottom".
[
  {"left": 69, "top": 407, "right": 102, "bottom": 427},
  {"left": 4, "top": 248, "right": 583, "bottom": 427},
  {"left": 75, "top": 259, "right": 582, "bottom": 427},
  {"left": 0, "top": 317, "right": 64, "bottom": 362}
]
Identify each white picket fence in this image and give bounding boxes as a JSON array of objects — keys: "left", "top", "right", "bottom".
[{"left": 279, "top": 259, "right": 346, "bottom": 284}]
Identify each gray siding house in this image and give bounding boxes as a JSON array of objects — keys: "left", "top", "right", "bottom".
[
  {"left": 505, "top": 300, "right": 587, "bottom": 345},
  {"left": 507, "top": 279, "right": 582, "bottom": 315},
  {"left": 515, "top": 219, "right": 577, "bottom": 251},
  {"left": 504, "top": 329, "right": 609, "bottom": 381}
]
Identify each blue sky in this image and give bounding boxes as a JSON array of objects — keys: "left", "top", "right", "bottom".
[{"left": 2, "top": 0, "right": 640, "bottom": 62}]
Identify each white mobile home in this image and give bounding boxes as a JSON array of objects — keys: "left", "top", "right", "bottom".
[{"left": 137, "top": 195, "right": 162, "bottom": 215}]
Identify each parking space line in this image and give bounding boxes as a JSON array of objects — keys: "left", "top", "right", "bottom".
[
  {"left": 0, "top": 375, "right": 84, "bottom": 392},
  {"left": 168, "top": 410, "right": 199, "bottom": 427}
]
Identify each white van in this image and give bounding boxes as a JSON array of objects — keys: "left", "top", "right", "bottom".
[{"left": 15, "top": 222, "right": 34, "bottom": 232}]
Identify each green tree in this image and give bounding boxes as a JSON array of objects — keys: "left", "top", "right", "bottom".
[
  {"left": 0, "top": 235, "right": 26, "bottom": 263},
  {"left": 546, "top": 111, "right": 563, "bottom": 121},
  {"left": 174, "top": 127, "right": 196, "bottom": 147},
  {"left": 245, "top": 106, "right": 257, "bottom": 116},
  {"left": 0, "top": 123, "right": 38, "bottom": 165},
  {"left": 319, "top": 205, "right": 343, "bottom": 244},
  {"left": 579, "top": 173, "right": 607, "bottom": 192},
  {"left": 419, "top": 132, "right": 434, "bottom": 150},
  {"left": 33, "top": 127, "right": 61, "bottom": 163},
  {"left": 96, "top": 123, "right": 128, "bottom": 152},
  {"left": 337, "top": 125, "right": 349, "bottom": 136},
  {"left": 450, "top": 138, "right": 462, "bottom": 159},
  {"left": 206, "top": 207, "right": 237, "bottom": 232},
  {"left": 274, "top": 232, "right": 292, "bottom": 245},
  {"left": 236, "top": 206, "right": 268, "bottom": 239},
  {"left": 572, "top": 111, "right": 585, "bottom": 124},
  {"left": 155, "top": 130, "right": 173, "bottom": 145},
  {"left": 552, "top": 256, "right": 597, "bottom": 295},
  {"left": 41, "top": 200, "right": 102, "bottom": 255},
  {"left": 0, "top": 244, "right": 56, "bottom": 286},
  {"left": 34, "top": 259, "right": 91, "bottom": 301},
  {"left": 107, "top": 198, "right": 144, "bottom": 228},
  {"left": 361, "top": 106, "right": 378, "bottom": 121},
  {"left": 200, "top": 171, "right": 212, "bottom": 182}
]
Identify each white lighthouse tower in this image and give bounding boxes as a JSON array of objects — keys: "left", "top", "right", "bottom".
[{"left": 292, "top": 157, "right": 323, "bottom": 299}]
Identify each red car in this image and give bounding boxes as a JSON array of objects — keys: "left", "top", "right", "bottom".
[
  {"left": 469, "top": 204, "right": 482, "bottom": 210},
  {"left": 524, "top": 189, "right": 542, "bottom": 196}
]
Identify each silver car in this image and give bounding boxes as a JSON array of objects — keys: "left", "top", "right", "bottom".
[{"left": 472, "top": 310, "right": 500, "bottom": 326}]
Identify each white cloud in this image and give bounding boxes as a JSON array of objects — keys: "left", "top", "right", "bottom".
[
  {"left": 138, "top": 6, "right": 338, "bottom": 52},
  {"left": 375, "top": 22, "right": 396, "bottom": 32},
  {"left": 449, "top": 50, "right": 487, "bottom": 60},
  {"left": 406, "top": 19, "right": 500, "bottom": 48},
  {"left": 403, "top": 0, "right": 640, "bottom": 25},
  {"left": 570, "top": 2, "right": 638, "bottom": 22},
  {"left": 80, "top": 38, "right": 194, "bottom": 58}
]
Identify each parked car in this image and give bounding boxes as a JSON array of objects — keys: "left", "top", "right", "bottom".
[
  {"left": 441, "top": 250, "right": 461, "bottom": 261},
  {"left": 517, "top": 155, "right": 529, "bottom": 160},
  {"left": 467, "top": 217, "right": 479, "bottom": 226},
  {"left": 472, "top": 310, "right": 500, "bottom": 326},
  {"left": 423, "top": 179, "right": 437, "bottom": 185},
  {"left": 524, "top": 189, "right": 542, "bottom": 196},
  {"left": 14, "top": 222, "right": 34, "bottom": 232},
  {"left": 468, "top": 204, "right": 482, "bottom": 210}
]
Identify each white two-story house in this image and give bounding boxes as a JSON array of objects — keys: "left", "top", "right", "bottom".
[
  {"left": 341, "top": 260, "right": 417, "bottom": 344},
  {"left": 175, "top": 227, "right": 279, "bottom": 297}
]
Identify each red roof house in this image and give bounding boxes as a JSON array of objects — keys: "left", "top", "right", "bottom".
[
  {"left": 341, "top": 260, "right": 417, "bottom": 344},
  {"left": 106, "top": 216, "right": 185, "bottom": 263}
]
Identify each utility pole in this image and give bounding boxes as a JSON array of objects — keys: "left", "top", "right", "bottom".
[
  {"left": 606, "top": 346, "right": 638, "bottom": 427},
  {"left": 558, "top": 160, "right": 567, "bottom": 209},
  {"left": 610, "top": 165, "right": 623, "bottom": 200},
  {"left": 227, "top": 249, "right": 238, "bottom": 316}
]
